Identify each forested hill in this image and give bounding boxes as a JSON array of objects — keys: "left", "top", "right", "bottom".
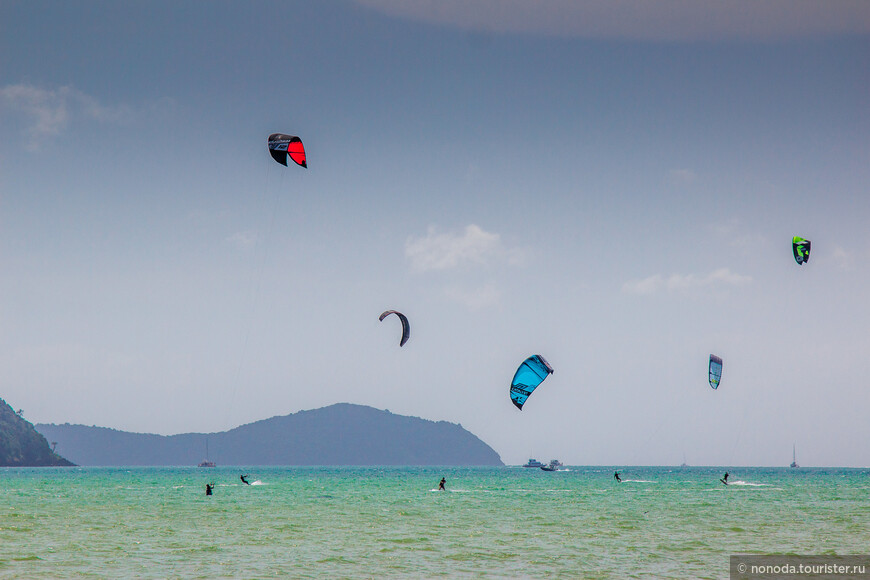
[
  {"left": 0, "top": 398, "right": 74, "bottom": 467},
  {"left": 36, "top": 403, "right": 503, "bottom": 467}
]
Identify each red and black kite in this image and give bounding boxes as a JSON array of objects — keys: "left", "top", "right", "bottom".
[{"left": 268, "top": 133, "right": 307, "bottom": 168}]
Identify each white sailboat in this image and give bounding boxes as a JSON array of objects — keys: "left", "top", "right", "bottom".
[{"left": 198, "top": 438, "right": 216, "bottom": 468}]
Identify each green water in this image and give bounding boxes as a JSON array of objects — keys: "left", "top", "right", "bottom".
[{"left": 1, "top": 466, "right": 868, "bottom": 578}]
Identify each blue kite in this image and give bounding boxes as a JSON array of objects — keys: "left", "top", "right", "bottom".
[
  {"left": 510, "top": 355, "right": 554, "bottom": 410},
  {"left": 709, "top": 354, "right": 723, "bottom": 390}
]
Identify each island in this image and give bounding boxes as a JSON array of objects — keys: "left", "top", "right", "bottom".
[
  {"left": 0, "top": 398, "right": 74, "bottom": 467},
  {"left": 36, "top": 403, "right": 503, "bottom": 466}
]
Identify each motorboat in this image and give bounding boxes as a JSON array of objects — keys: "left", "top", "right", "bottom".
[{"left": 540, "top": 459, "right": 562, "bottom": 471}]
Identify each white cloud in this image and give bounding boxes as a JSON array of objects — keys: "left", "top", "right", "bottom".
[
  {"left": 405, "top": 225, "right": 525, "bottom": 309},
  {"left": 226, "top": 231, "right": 258, "bottom": 249},
  {"left": 710, "top": 219, "right": 769, "bottom": 254},
  {"left": 0, "top": 83, "right": 132, "bottom": 150},
  {"left": 406, "top": 224, "right": 507, "bottom": 272},
  {"left": 623, "top": 274, "right": 666, "bottom": 295},
  {"left": 832, "top": 246, "right": 853, "bottom": 271},
  {"left": 443, "top": 283, "right": 501, "bottom": 310},
  {"left": 352, "top": 0, "right": 870, "bottom": 42},
  {"left": 623, "top": 267, "right": 751, "bottom": 295}
]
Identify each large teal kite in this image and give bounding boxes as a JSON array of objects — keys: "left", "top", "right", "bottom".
[{"left": 510, "top": 355, "right": 553, "bottom": 410}]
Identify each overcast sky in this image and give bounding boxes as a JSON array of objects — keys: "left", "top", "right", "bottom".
[{"left": 2, "top": 1, "right": 868, "bottom": 467}]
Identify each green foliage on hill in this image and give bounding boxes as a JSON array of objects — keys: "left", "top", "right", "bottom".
[{"left": 0, "top": 398, "right": 74, "bottom": 466}]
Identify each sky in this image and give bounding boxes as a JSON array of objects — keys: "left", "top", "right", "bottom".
[{"left": 1, "top": 0, "right": 868, "bottom": 467}]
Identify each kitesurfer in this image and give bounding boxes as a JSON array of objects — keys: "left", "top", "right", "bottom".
[
  {"left": 721, "top": 472, "right": 729, "bottom": 485},
  {"left": 240, "top": 475, "right": 250, "bottom": 485},
  {"left": 206, "top": 483, "right": 214, "bottom": 496},
  {"left": 438, "top": 478, "right": 446, "bottom": 491},
  {"left": 614, "top": 471, "right": 621, "bottom": 483}
]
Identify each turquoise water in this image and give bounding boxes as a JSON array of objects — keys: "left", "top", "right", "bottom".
[{"left": 2, "top": 466, "right": 868, "bottom": 578}]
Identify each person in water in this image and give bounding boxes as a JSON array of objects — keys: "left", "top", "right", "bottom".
[
  {"left": 205, "top": 483, "right": 214, "bottom": 496},
  {"left": 438, "top": 478, "right": 446, "bottom": 491},
  {"left": 614, "top": 471, "right": 621, "bottom": 483},
  {"left": 240, "top": 475, "right": 250, "bottom": 485},
  {"left": 722, "top": 472, "right": 729, "bottom": 484}
]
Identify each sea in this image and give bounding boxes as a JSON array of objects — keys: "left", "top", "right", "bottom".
[{"left": 1, "top": 465, "right": 868, "bottom": 579}]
